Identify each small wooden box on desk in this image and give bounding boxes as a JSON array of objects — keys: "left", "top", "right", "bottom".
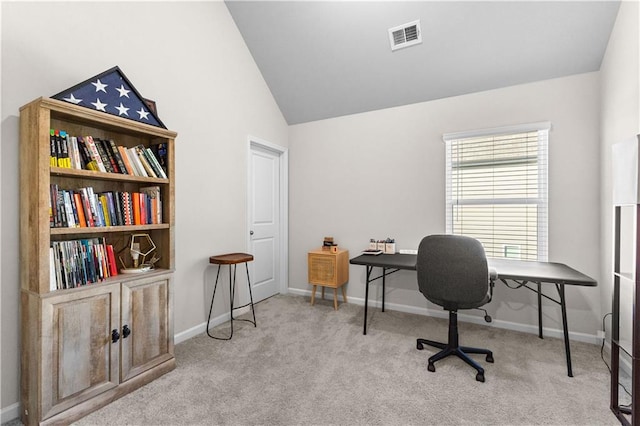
[{"left": 308, "top": 248, "right": 349, "bottom": 310}]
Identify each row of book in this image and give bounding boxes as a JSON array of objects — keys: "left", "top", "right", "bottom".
[
  {"left": 50, "top": 129, "right": 168, "bottom": 178},
  {"left": 49, "top": 237, "right": 118, "bottom": 290},
  {"left": 50, "top": 185, "right": 162, "bottom": 228}
]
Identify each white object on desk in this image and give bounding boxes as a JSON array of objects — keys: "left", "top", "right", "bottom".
[{"left": 399, "top": 249, "right": 418, "bottom": 254}]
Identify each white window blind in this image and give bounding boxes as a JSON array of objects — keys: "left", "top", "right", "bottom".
[{"left": 444, "top": 122, "right": 549, "bottom": 261}]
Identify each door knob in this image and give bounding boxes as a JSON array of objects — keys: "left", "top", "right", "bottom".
[{"left": 250, "top": 230, "right": 254, "bottom": 235}]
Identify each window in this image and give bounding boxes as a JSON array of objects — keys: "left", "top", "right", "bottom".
[{"left": 444, "top": 122, "right": 549, "bottom": 261}]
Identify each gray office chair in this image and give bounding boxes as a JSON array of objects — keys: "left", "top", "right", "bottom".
[{"left": 416, "top": 234, "right": 494, "bottom": 382}]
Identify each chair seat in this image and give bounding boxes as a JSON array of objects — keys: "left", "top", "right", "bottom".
[{"left": 209, "top": 253, "right": 254, "bottom": 265}]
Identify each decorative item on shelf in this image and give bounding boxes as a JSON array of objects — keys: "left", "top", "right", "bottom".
[
  {"left": 368, "top": 237, "right": 396, "bottom": 254},
  {"left": 119, "top": 233, "right": 160, "bottom": 274},
  {"left": 51, "top": 66, "right": 166, "bottom": 128},
  {"left": 322, "top": 236, "right": 338, "bottom": 252}
]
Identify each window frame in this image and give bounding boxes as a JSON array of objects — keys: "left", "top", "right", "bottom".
[{"left": 443, "top": 122, "right": 550, "bottom": 261}]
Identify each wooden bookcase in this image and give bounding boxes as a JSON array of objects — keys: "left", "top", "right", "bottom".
[{"left": 19, "top": 97, "right": 177, "bottom": 425}]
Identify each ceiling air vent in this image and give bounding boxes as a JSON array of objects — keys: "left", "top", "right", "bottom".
[{"left": 388, "top": 20, "right": 422, "bottom": 51}]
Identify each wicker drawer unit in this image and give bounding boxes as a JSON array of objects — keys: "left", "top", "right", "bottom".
[{"left": 308, "top": 248, "right": 349, "bottom": 310}]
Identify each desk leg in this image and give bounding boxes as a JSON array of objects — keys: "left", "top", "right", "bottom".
[
  {"left": 364, "top": 266, "right": 371, "bottom": 335},
  {"left": 382, "top": 267, "right": 386, "bottom": 312},
  {"left": 557, "top": 284, "right": 573, "bottom": 377},
  {"left": 538, "top": 282, "right": 543, "bottom": 339}
]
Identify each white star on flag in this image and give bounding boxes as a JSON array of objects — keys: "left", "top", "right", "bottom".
[
  {"left": 91, "top": 98, "right": 107, "bottom": 111},
  {"left": 115, "top": 103, "right": 130, "bottom": 116},
  {"left": 116, "top": 85, "right": 131, "bottom": 98},
  {"left": 63, "top": 93, "right": 82, "bottom": 104},
  {"left": 92, "top": 79, "right": 108, "bottom": 93},
  {"left": 137, "top": 108, "right": 150, "bottom": 120}
]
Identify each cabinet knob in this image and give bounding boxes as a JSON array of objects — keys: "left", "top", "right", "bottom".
[
  {"left": 122, "top": 325, "right": 131, "bottom": 339},
  {"left": 111, "top": 329, "right": 120, "bottom": 343},
  {"left": 250, "top": 230, "right": 254, "bottom": 235}
]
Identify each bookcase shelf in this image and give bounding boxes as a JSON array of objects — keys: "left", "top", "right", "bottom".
[
  {"left": 50, "top": 223, "right": 170, "bottom": 235},
  {"left": 20, "top": 97, "right": 177, "bottom": 425},
  {"left": 51, "top": 165, "right": 170, "bottom": 183}
]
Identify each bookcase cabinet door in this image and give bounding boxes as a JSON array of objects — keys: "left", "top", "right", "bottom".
[
  {"left": 120, "top": 274, "right": 173, "bottom": 382},
  {"left": 40, "top": 284, "right": 120, "bottom": 420}
]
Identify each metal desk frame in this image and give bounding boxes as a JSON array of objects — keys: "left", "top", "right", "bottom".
[{"left": 349, "top": 254, "right": 597, "bottom": 377}]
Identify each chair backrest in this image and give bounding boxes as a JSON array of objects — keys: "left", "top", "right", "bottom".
[{"left": 417, "top": 234, "right": 489, "bottom": 311}]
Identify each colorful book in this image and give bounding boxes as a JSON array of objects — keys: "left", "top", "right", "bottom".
[{"left": 84, "top": 136, "right": 107, "bottom": 172}]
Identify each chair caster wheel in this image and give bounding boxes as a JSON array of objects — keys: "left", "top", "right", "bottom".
[
  {"left": 476, "top": 372, "right": 485, "bottom": 382},
  {"left": 428, "top": 363, "right": 435, "bottom": 372},
  {"left": 417, "top": 341, "right": 424, "bottom": 350},
  {"left": 486, "top": 354, "right": 494, "bottom": 363}
]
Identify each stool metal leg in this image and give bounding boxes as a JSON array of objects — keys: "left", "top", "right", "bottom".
[
  {"left": 207, "top": 261, "right": 256, "bottom": 340},
  {"left": 245, "top": 262, "right": 257, "bottom": 327},
  {"left": 207, "top": 265, "right": 232, "bottom": 340}
]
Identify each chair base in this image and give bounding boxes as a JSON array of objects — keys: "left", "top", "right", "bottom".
[{"left": 416, "top": 311, "right": 493, "bottom": 382}]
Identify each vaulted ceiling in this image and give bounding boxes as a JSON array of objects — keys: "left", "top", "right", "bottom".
[{"left": 225, "top": 1, "right": 621, "bottom": 125}]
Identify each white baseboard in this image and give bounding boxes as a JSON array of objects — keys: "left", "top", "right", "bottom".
[
  {"left": 2, "top": 402, "right": 20, "bottom": 424},
  {"left": 287, "top": 287, "right": 600, "bottom": 345},
  {"left": 174, "top": 307, "right": 250, "bottom": 344}
]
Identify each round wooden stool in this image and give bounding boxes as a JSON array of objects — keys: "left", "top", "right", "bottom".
[{"left": 206, "top": 253, "right": 257, "bottom": 340}]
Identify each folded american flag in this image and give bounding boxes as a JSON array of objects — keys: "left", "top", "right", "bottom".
[{"left": 52, "top": 66, "right": 165, "bottom": 128}]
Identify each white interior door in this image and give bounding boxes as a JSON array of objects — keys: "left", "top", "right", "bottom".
[{"left": 248, "top": 139, "right": 287, "bottom": 302}]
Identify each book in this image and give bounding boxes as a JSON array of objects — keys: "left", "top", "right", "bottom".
[
  {"left": 144, "top": 147, "right": 167, "bottom": 178},
  {"left": 132, "top": 192, "right": 141, "bottom": 225},
  {"left": 50, "top": 129, "right": 57, "bottom": 167},
  {"left": 106, "top": 244, "right": 118, "bottom": 277},
  {"left": 79, "top": 187, "right": 95, "bottom": 227},
  {"left": 63, "top": 190, "right": 78, "bottom": 227},
  {"left": 127, "top": 147, "right": 148, "bottom": 177},
  {"left": 84, "top": 136, "right": 107, "bottom": 172},
  {"left": 56, "top": 130, "right": 70, "bottom": 168},
  {"left": 76, "top": 136, "right": 94, "bottom": 170},
  {"left": 107, "top": 140, "right": 127, "bottom": 174},
  {"left": 49, "top": 247, "right": 57, "bottom": 291},
  {"left": 117, "top": 145, "right": 135, "bottom": 175},
  {"left": 135, "top": 145, "right": 157, "bottom": 177},
  {"left": 73, "top": 192, "right": 87, "bottom": 227},
  {"left": 140, "top": 186, "right": 161, "bottom": 224},
  {"left": 94, "top": 138, "right": 115, "bottom": 173},
  {"left": 121, "top": 192, "right": 133, "bottom": 225}
]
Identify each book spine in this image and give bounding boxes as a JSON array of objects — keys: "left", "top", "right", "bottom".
[
  {"left": 94, "top": 138, "right": 115, "bottom": 173},
  {"left": 127, "top": 147, "right": 148, "bottom": 177},
  {"left": 106, "top": 244, "right": 118, "bottom": 277},
  {"left": 107, "top": 140, "right": 128, "bottom": 174},
  {"left": 117, "top": 146, "right": 134, "bottom": 175},
  {"left": 135, "top": 145, "right": 157, "bottom": 177},
  {"left": 145, "top": 147, "right": 167, "bottom": 179},
  {"left": 84, "top": 136, "right": 107, "bottom": 172},
  {"left": 76, "top": 136, "right": 92, "bottom": 169},
  {"left": 50, "top": 129, "right": 58, "bottom": 167},
  {"left": 86, "top": 186, "right": 102, "bottom": 226},
  {"left": 73, "top": 192, "right": 87, "bottom": 227},
  {"left": 59, "top": 131, "right": 71, "bottom": 168},
  {"left": 65, "top": 190, "right": 79, "bottom": 227}
]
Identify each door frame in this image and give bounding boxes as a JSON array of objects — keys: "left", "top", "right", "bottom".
[{"left": 247, "top": 136, "right": 289, "bottom": 296}]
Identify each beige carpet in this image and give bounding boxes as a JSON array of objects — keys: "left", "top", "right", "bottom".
[{"left": 73, "top": 293, "right": 617, "bottom": 425}]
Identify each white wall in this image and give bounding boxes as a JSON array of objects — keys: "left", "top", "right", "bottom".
[
  {"left": 599, "top": 1, "right": 640, "bottom": 340},
  {"left": 1, "top": 1, "right": 288, "bottom": 416},
  {"left": 289, "top": 72, "right": 602, "bottom": 338}
]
